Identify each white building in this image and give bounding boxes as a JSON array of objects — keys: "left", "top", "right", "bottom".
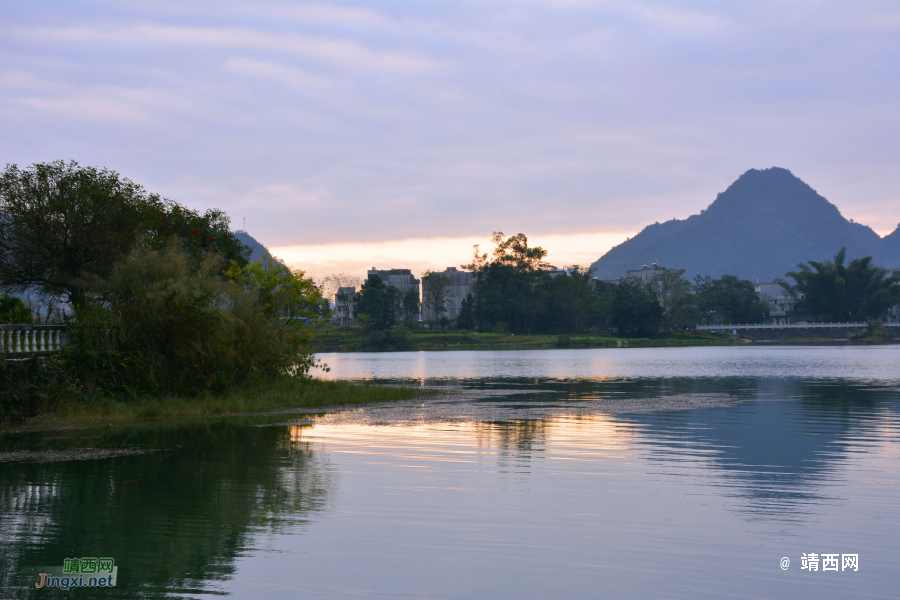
[{"left": 333, "top": 286, "right": 356, "bottom": 326}]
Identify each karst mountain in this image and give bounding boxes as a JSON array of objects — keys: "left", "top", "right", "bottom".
[{"left": 590, "top": 167, "right": 900, "bottom": 282}]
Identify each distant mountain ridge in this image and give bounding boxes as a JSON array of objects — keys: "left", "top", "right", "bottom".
[
  {"left": 590, "top": 167, "right": 900, "bottom": 282},
  {"left": 233, "top": 230, "right": 272, "bottom": 263}
]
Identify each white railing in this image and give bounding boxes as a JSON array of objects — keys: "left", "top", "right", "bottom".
[
  {"left": 697, "top": 322, "right": 899, "bottom": 330},
  {"left": 0, "top": 324, "right": 69, "bottom": 356}
]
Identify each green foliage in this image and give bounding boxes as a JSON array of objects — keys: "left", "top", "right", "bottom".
[
  {"left": 0, "top": 293, "right": 31, "bottom": 324},
  {"left": 466, "top": 234, "right": 606, "bottom": 334},
  {"left": 655, "top": 267, "right": 697, "bottom": 330},
  {"left": 0, "top": 160, "right": 250, "bottom": 307},
  {"left": 610, "top": 278, "right": 664, "bottom": 337},
  {"left": 354, "top": 275, "right": 401, "bottom": 330},
  {"left": 540, "top": 267, "right": 601, "bottom": 333},
  {"left": 0, "top": 356, "right": 66, "bottom": 419},
  {"left": 782, "top": 248, "right": 900, "bottom": 321},
  {"left": 61, "top": 242, "right": 319, "bottom": 398},
  {"left": 362, "top": 325, "right": 413, "bottom": 351},
  {"left": 456, "top": 293, "right": 475, "bottom": 330},
  {"left": 402, "top": 289, "right": 421, "bottom": 327},
  {"left": 226, "top": 256, "right": 329, "bottom": 325},
  {"left": 422, "top": 270, "right": 450, "bottom": 323},
  {"left": 693, "top": 274, "right": 769, "bottom": 324}
]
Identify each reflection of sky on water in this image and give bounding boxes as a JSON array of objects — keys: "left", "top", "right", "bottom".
[
  {"left": 2, "top": 347, "right": 898, "bottom": 599},
  {"left": 316, "top": 345, "right": 900, "bottom": 384}
]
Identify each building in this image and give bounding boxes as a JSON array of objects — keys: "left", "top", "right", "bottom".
[
  {"left": 367, "top": 268, "right": 421, "bottom": 297},
  {"left": 422, "top": 267, "right": 475, "bottom": 322},
  {"left": 888, "top": 268, "right": 900, "bottom": 323},
  {"left": 755, "top": 282, "right": 807, "bottom": 325},
  {"left": 626, "top": 263, "right": 662, "bottom": 284},
  {"left": 333, "top": 286, "right": 356, "bottom": 327}
]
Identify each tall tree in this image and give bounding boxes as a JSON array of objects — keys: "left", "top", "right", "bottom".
[
  {"left": 782, "top": 248, "right": 900, "bottom": 321},
  {"left": 422, "top": 271, "right": 450, "bottom": 325},
  {"left": 610, "top": 278, "right": 664, "bottom": 337},
  {"left": 465, "top": 232, "right": 553, "bottom": 333},
  {"left": 353, "top": 275, "right": 401, "bottom": 330},
  {"left": 317, "top": 273, "right": 361, "bottom": 305},
  {"left": 402, "top": 289, "right": 420, "bottom": 326},
  {"left": 540, "top": 267, "right": 600, "bottom": 333},
  {"left": 0, "top": 161, "right": 249, "bottom": 307},
  {"left": 456, "top": 293, "right": 475, "bottom": 330},
  {"left": 693, "top": 274, "right": 768, "bottom": 324},
  {"left": 655, "top": 267, "right": 697, "bottom": 330}
]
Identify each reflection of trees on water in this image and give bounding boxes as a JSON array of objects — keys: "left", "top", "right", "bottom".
[
  {"left": 620, "top": 378, "right": 898, "bottom": 521},
  {"left": 473, "top": 419, "right": 551, "bottom": 461},
  {"left": 0, "top": 420, "right": 335, "bottom": 599}
]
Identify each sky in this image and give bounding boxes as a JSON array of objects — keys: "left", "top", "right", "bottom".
[{"left": 2, "top": 1, "right": 899, "bottom": 278}]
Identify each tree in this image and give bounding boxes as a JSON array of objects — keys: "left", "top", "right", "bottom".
[
  {"left": 465, "top": 232, "right": 553, "bottom": 333},
  {"left": 655, "top": 267, "right": 697, "bottom": 330},
  {"left": 402, "top": 289, "right": 420, "bottom": 327},
  {"left": 0, "top": 293, "right": 30, "bottom": 324},
  {"left": 464, "top": 231, "right": 551, "bottom": 273},
  {"left": 422, "top": 271, "right": 450, "bottom": 326},
  {"left": 540, "top": 267, "right": 600, "bottom": 333},
  {"left": 456, "top": 293, "right": 475, "bottom": 330},
  {"left": 0, "top": 161, "right": 249, "bottom": 307},
  {"left": 66, "top": 242, "right": 320, "bottom": 396},
  {"left": 317, "top": 273, "right": 361, "bottom": 305},
  {"left": 693, "top": 274, "right": 768, "bottom": 324},
  {"left": 782, "top": 248, "right": 900, "bottom": 322},
  {"left": 610, "top": 278, "right": 664, "bottom": 337},
  {"left": 354, "top": 275, "right": 401, "bottom": 330},
  {"left": 226, "top": 256, "right": 329, "bottom": 326}
]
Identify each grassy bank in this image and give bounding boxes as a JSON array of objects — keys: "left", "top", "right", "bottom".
[
  {"left": 317, "top": 326, "right": 742, "bottom": 352},
  {"left": 14, "top": 377, "right": 423, "bottom": 426}
]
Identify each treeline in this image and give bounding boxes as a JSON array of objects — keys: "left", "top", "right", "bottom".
[
  {"left": 353, "top": 232, "right": 900, "bottom": 339},
  {"left": 1, "top": 161, "right": 327, "bottom": 418},
  {"left": 460, "top": 233, "right": 771, "bottom": 336}
]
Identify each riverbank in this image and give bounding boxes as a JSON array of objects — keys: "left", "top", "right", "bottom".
[
  {"left": 317, "top": 327, "right": 743, "bottom": 352},
  {"left": 4, "top": 377, "right": 424, "bottom": 429}
]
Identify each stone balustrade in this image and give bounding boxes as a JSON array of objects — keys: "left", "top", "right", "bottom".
[{"left": 0, "top": 324, "right": 69, "bottom": 356}]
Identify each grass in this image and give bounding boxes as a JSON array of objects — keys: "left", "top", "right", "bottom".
[
  {"left": 317, "top": 326, "right": 742, "bottom": 352},
  {"left": 19, "top": 377, "right": 424, "bottom": 426}
]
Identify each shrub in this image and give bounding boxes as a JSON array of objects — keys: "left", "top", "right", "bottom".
[
  {"left": 0, "top": 356, "right": 67, "bottom": 419},
  {"left": 0, "top": 293, "right": 31, "bottom": 324},
  {"left": 61, "top": 242, "right": 324, "bottom": 398}
]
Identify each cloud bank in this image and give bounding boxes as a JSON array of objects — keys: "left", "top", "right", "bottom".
[{"left": 2, "top": 0, "right": 899, "bottom": 254}]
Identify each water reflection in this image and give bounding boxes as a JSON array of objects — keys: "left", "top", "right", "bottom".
[
  {"left": 0, "top": 420, "right": 335, "bottom": 599},
  {"left": 0, "top": 347, "right": 897, "bottom": 599}
]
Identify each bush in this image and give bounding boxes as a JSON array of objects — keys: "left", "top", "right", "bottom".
[
  {"left": 0, "top": 356, "right": 67, "bottom": 419},
  {"left": 61, "top": 242, "right": 323, "bottom": 398},
  {"left": 362, "top": 325, "right": 412, "bottom": 351},
  {"left": 611, "top": 279, "right": 664, "bottom": 337},
  {"left": 0, "top": 293, "right": 31, "bottom": 324}
]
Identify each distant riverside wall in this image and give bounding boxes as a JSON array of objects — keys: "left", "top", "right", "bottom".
[{"left": 698, "top": 323, "right": 900, "bottom": 341}]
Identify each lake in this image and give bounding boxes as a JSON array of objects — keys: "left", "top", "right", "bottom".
[{"left": 2, "top": 346, "right": 898, "bottom": 599}]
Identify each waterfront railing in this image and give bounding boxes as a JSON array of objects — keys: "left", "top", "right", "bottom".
[
  {"left": 0, "top": 324, "right": 69, "bottom": 356},
  {"left": 697, "top": 322, "right": 899, "bottom": 330}
]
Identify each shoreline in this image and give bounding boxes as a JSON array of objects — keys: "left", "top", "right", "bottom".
[
  {"left": 316, "top": 328, "right": 895, "bottom": 352},
  {"left": 0, "top": 378, "right": 425, "bottom": 433}
]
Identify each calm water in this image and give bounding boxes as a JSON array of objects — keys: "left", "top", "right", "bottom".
[{"left": 2, "top": 346, "right": 899, "bottom": 599}]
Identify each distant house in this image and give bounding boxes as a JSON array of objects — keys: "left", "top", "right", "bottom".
[
  {"left": 334, "top": 286, "right": 356, "bottom": 327},
  {"left": 626, "top": 263, "right": 663, "bottom": 284},
  {"left": 422, "top": 267, "right": 475, "bottom": 321},
  {"left": 755, "top": 282, "right": 809, "bottom": 325},
  {"left": 367, "top": 268, "right": 420, "bottom": 297},
  {"left": 888, "top": 268, "right": 900, "bottom": 324}
]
